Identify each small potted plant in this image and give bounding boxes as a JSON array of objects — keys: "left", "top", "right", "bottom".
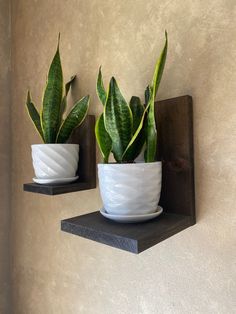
[
  {"left": 96, "top": 32, "right": 168, "bottom": 222},
  {"left": 26, "top": 35, "right": 90, "bottom": 184}
]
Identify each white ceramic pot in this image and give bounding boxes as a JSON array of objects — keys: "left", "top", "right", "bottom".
[
  {"left": 31, "top": 144, "right": 79, "bottom": 179},
  {"left": 98, "top": 162, "right": 162, "bottom": 215}
]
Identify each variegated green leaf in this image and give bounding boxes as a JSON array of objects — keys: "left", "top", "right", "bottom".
[
  {"left": 145, "top": 108, "right": 157, "bottom": 162},
  {"left": 130, "top": 96, "right": 144, "bottom": 133},
  {"left": 41, "top": 38, "right": 63, "bottom": 143},
  {"left": 65, "top": 75, "right": 76, "bottom": 96},
  {"left": 122, "top": 89, "right": 153, "bottom": 161},
  {"left": 96, "top": 66, "right": 106, "bottom": 106},
  {"left": 104, "top": 77, "right": 133, "bottom": 162},
  {"left": 56, "top": 95, "right": 89, "bottom": 143},
  {"left": 122, "top": 131, "right": 145, "bottom": 162},
  {"left": 96, "top": 67, "right": 112, "bottom": 162},
  {"left": 60, "top": 97, "right": 67, "bottom": 123},
  {"left": 146, "top": 32, "right": 168, "bottom": 162},
  {"left": 95, "top": 113, "right": 112, "bottom": 163},
  {"left": 152, "top": 31, "right": 168, "bottom": 98},
  {"left": 122, "top": 96, "right": 145, "bottom": 162},
  {"left": 145, "top": 88, "right": 157, "bottom": 163},
  {"left": 25, "top": 91, "right": 45, "bottom": 142},
  {"left": 59, "top": 75, "right": 76, "bottom": 125},
  {"left": 145, "top": 85, "right": 151, "bottom": 106}
]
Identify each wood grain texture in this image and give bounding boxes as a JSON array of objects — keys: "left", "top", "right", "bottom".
[
  {"left": 61, "top": 95, "right": 196, "bottom": 253},
  {"left": 156, "top": 95, "right": 195, "bottom": 221},
  {"left": 24, "top": 115, "right": 96, "bottom": 195}
]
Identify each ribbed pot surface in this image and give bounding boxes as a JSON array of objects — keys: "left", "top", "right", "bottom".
[
  {"left": 98, "top": 162, "right": 162, "bottom": 215},
  {"left": 31, "top": 144, "right": 79, "bottom": 179}
]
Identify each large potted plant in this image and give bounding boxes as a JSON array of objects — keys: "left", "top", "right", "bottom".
[
  {"left": 96, "top": 32, "right": 168, "bottom": 222},
  {"left": 26, "top": 36, "right": 90, "bottom": 184}
]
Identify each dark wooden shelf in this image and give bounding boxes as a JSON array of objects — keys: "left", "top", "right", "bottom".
[
  {"left": 61, "top": 211, "right": 195, "bottom": 254},
  {"left": 24, "top": 181, "right": 94, "bottom": 196},
  {"left": 61, "top": 95, "right": 196, "bottom": 253},
  {"left": 24, "top": 115, "right": 96, "bottom": 195}
]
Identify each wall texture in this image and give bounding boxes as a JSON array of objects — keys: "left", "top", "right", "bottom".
[
  {"left": 0, "top": 0, "right": 11, "bottom": 312},
  {"left": 11, "top": 0, "right": 236, "bottom": 313}
]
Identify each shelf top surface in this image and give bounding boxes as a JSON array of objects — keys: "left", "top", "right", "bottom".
[{"left": 61, "top": 211, "right": 194, "bottom": 253}]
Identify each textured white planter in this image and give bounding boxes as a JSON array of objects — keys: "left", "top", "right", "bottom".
[
  {"left": 98, "top": 162, "right": 162, "bottom": 215},
  {"left": 31, "top": 144, "right": 79, "bottom": 179}
]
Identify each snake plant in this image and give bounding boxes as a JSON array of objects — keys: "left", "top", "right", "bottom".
[
  {"left": 26, "top": 35, "right": 90, "bottom": 143},
  {"left": 96, "top": 31, "right": 168, "bottom": 163}
]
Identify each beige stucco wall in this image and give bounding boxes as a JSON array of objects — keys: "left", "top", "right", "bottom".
[
  {"left": 11, "top": 0, "right": 236, "bottom": 313},
  {"left": 0, "top": 0, "right": 11, "bottom": 312}
]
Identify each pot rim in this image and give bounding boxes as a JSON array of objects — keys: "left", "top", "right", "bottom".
[
  {"left": 98, "top": 161, "right": 161, "bottom": 167},
  {"left": 31, "top": 143, "right": 79, "bottom": 147}
]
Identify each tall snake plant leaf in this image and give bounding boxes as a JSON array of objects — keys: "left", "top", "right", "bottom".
[
  {"left": 146, "top": 31, "right": 168, "bottom": 162},
  {"left": 104, "top": 77, "right": 133, "bottom": 162},
  {"left": 56, "top": 95, "right": 90, "bottom": 143},
  {"left": 122, "top": 87, "right": 153, "bottom": 160},
  {"left": 145, "top": 85, "right": 151, "bottom": 106},
  {"left": 122, "top": 96, "right": 145, "bottom": 162},
  {"left": 41, "top": 38, "right": 63, "bottom": 143},
  {"left": 65, "top": 75, "right": 76, "bottom": 96},
  {"left": 97, "top": 66, "right": 107, "bottom": 106},
  {"left": 60, "top": 75, "right": 76, "bottom": 123},
  {"left": 95, "top": 113, "right": 112, "bottom": 163},
  {"left": 96, "top": 67, "right": 112, "bottom": 162},
  {"left": 25, "top": 91, "right": 45, "bottom": 142},
  {"left": 130, "top": 96, "right": 144, "bottom": 133},
  {"left": 152, "top": 31, "right": 168, "bottom": 98}
]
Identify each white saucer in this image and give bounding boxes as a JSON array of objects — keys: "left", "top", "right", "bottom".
[
  {"left": 33, "top": 176, "right": 79, "bottom": 185},
  {"left": 100, "top": 206, "right": 163, "bottom": 223}
]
